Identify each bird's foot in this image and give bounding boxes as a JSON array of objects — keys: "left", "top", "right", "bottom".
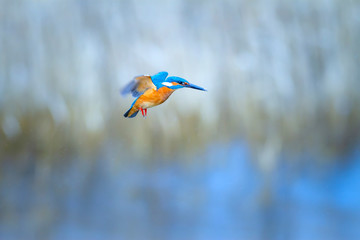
[{"left": 140, "top": 108, "right": 147, "bottom": 118}]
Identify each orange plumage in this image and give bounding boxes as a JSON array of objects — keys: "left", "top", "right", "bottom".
[{"left": 124, "top": 87, "right": 175, "bottom": 118}]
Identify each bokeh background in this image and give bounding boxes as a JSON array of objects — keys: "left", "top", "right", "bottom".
[{"left": 1, "top": 0, "right": 360, "bottom": 239}]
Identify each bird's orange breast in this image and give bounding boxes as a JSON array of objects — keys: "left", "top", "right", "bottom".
[{"left": 136, "top": 87, "right": 175, "bottom": 109}]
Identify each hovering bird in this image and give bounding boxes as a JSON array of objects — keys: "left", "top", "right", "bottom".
[{"left": 121, "top": 71, "right": 206, "bottom": 118}]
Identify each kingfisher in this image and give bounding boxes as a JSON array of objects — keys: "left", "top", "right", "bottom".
[{"left": 121, "top": 71, "right": 206, "bottom": 118}]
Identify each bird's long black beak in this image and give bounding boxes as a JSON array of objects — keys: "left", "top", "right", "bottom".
[{"left": 185, "top": 83, "right": 207, "bottom": 91}]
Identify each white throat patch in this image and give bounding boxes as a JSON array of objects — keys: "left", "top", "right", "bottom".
[{"left": 162, "top": 82, "right": 173, "bottom": 87}]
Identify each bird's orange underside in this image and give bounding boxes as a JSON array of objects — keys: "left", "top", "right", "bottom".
[{"left": 127, "top": 87, "right": 175, "bottom": 117}]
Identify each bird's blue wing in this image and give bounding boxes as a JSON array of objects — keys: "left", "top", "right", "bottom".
[
  {"left": 121, "top": 72, "right": 169, "bottom": 97},
  {"left": 121, "top": 75, "right": 156, "bottom": 97},
  {"left": 149, "top": 71, "right": 168, "bottom": 89}
]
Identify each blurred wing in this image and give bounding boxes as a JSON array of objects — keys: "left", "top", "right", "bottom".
[{"left": 121, "top": 75, "right": 156, "bottom": 97}]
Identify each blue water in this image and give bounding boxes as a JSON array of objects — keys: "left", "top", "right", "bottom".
[{"left": 1, "top": 142, "right": 360, "bottom": 240}]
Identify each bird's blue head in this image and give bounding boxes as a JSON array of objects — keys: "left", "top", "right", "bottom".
[{"left": 162, "top": 76, "right": 207, "bottom": 91}]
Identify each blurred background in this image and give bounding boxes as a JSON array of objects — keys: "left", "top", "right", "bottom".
[{"left": 1, "top": 0, "right": 360, "bottom": 239}]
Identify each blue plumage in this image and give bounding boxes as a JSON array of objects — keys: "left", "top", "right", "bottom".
[{"left": 151, "top": 71, "right": 169, "bottom": 89}]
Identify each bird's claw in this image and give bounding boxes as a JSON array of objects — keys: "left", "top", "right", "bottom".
[{"left": 140, "top": 108, "right": 147, "bottom": 118}]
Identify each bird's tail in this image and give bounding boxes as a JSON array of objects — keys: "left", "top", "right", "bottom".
[{"left": 124, "top": 106, "right": 139, "bottom": 118}]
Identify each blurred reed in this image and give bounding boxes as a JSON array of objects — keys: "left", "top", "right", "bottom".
[
  {"left": 0, "top": 0, "right": 359, "bottom": 169},
  {"left": 1, "top": 1, "right": 360, "bottom": 239}
]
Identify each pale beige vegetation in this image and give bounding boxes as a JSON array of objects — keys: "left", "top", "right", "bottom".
[
  {"left": 1, "top": 0, "right": 359, "bottom": 169},
  {"left": 1, "top": 1, "right": 360, "bottom": 239}
]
